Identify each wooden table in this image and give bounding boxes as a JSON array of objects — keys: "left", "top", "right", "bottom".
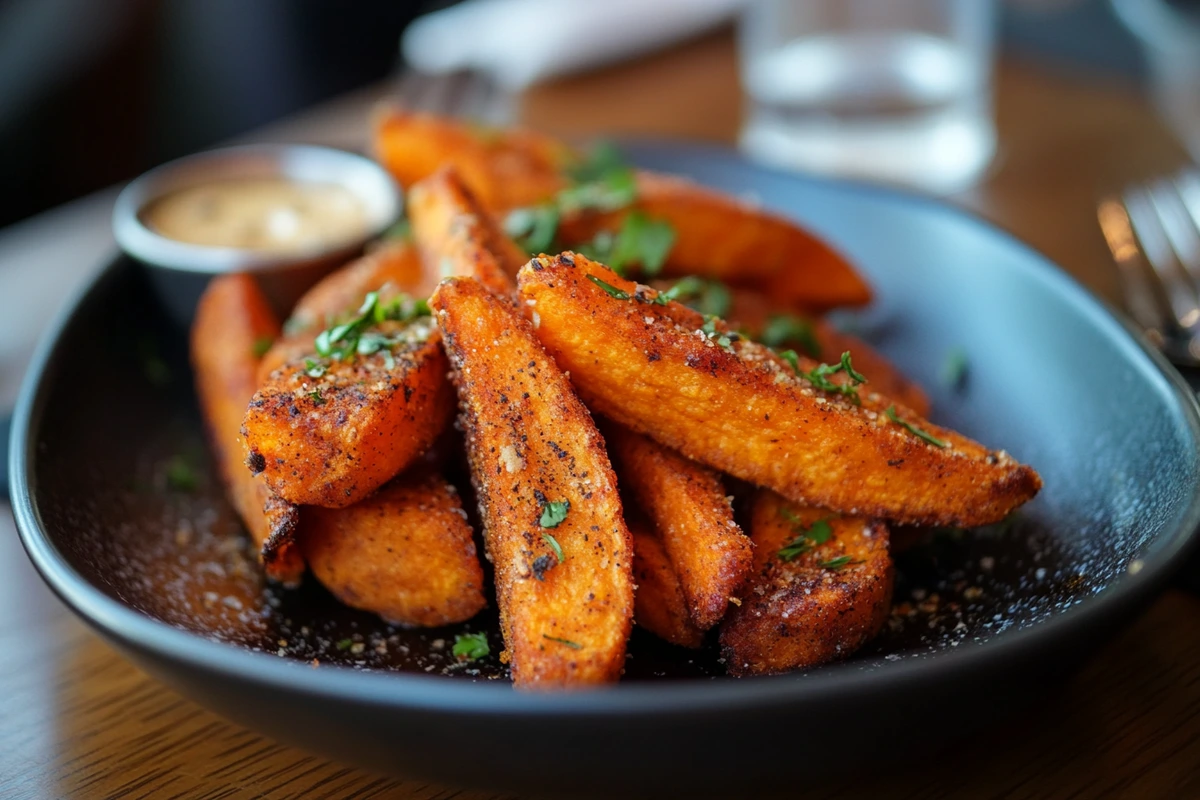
[{"left": 4, "top": 30, "right": 1199, "bottom": 799}]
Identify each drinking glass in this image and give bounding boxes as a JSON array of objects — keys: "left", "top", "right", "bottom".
[{"left": 738, "top": 0, "right": 998, "bottom": 193}]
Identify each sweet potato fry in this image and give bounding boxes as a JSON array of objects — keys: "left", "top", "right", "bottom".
[
  {"left": 557, "top": 171, "right": 871, "bottom": 311},
  {"left": 191, "top": 274, "right": 304, "bottom": 584},
  {"left": 604, "top": 422, "right": 752, "bottom": 629},
  {"left": 630, "top": 516, "right": 705, "bottom": 649},
  {"left": 243, "top": 312, "right": 453, "bottom": 509},
  {"left": 299, "top": 471, "right": 486, "bottom": 626},
  {"left": 408, "top": 167, "right": 526, "bottom": 296},
  {"left": 517, "top": 253, "right": 1041, "bottom": 527},
  {"left": 258, "top": 239, "right": 435, "bottom": 382},
  {"left": 373, "top": 108, "right": 569, "bottom": 210},
  {"left": 720, "top": 491, "right": 893, "bottom": 676},
  {"left": 431, "top": 276, "right": 633, "bottom": 689}
]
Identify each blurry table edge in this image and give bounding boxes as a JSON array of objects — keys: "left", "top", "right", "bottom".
[{"left": 2, "top": 32, "right": 1199, "bottom": 799}]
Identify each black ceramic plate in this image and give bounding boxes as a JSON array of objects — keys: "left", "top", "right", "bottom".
[{"left": 13, "top": 145, "right": 1200, "bottom": 796}]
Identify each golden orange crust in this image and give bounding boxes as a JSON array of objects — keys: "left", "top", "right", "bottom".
[
  {"left": 517, "top": 253, "right": 1041, "bottom": 527},
  {"left": 556, "top": 171, "right": 871, "bottom": 310},
  {"left": 432, "top": 276, "right": 633, "bottom": 690},
  {"left": 373, "top": 108, "right": 569, "bottom": 210},
  {"left": 243, "top": 320, "right": 453, "bottom": 508},
  {"left": 299, "top": 472, "right": 486, "bottom": 627},
  {"left": 408, "top": 167, "right": 526, "bottom": 296},
  {"left": 258, "top": 240, "right": 434, "bottom": 382},
  {"left": 709, "top": 285, "right": 930, "bottom": 417},
  {"left": 630, "top": 516, "right": 705, "bottom": 649},
  {"left": 604, "top": 422, "right": 752, "bottom": 629},
  {"left": 720, "top": 492, "right": 894, "bottom": 676},
  {"left": 190, "top": 274, "right": 304, "bottom": 585}
]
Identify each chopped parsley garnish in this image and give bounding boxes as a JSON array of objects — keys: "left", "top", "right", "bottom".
[
  {"left": 885, "top": 405, "right": 948, "bottom": 448},
  {"left": 308, "top": 388, "right": 325, "bottom": 405},
  {"left": 941, "top": 348, "right": 968, "bottom": 390},
  {"left": 252, "top": 337, "right": 274, "bottom": 358},
  {"left": 539, "top": 499, "right": 571, "bottom": 529},
  {"left": 308, "top": 290, "right": 430, "bottom": 372},
  {"left": 777, "top": 349, "right": 801, "bottom": 375},
  {"left": 304, "top": 358, "right": 327, "bottom": 378},
  {"left": 164, "top": 455, "right": 198, "bottom": 492},
  {"left": 541, "top": 532, "right": 566, "bottom": 562},
  {"left": 542, "top": 634, "right": 583, "bottom": 650},
  {"left": 452, "top": 632, "right": 489, "bottom": 661},
  {"left": 335, "top": 638, "right": 353, "bottom": 651},
  {"left": 658, "top": 276, "right": 732, "bottom": 317},
  {"left": 761, "top": 314, "right": 820, "bottom": 358},
  {"left": 576, "top": 211, "right": 676, "bottom": 277},
  {"left": 800, "top": 351, "right": 867, "bottom": 403},
  {"left": 699, "top": 315, "right": 735, "bottom": 351},
  {"left": 505, "top": 205, "right": 560, "bottom": 254},
  {"left": 586, "top": 274, "right": 631, "bottom": 300},
  {"left": 778, "top": 513, "right": 834, "bottom": 561},
  {"left": 818, "top": 555, "right": 860, "bottom": 570}
]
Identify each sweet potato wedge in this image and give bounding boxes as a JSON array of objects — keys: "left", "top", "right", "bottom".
[
  {"left": 374, "top": 108, "right": 569, "bottom": 210},
  {"left": 556, "top": 171, "right": 871, "bottom": 311},
  {"left": 517, "top": 253, "right": 1041, "bottom": 527},
  {"left": 431, "top": 276, "right": 633, "bottom": 689},
  {"left": 191, "top": 274, "right": 304, "bottom": 584},
  {"left": 720, "top": 491, "right": 893, "bottom": 676},
  {"left": 604, "top": 422, "right": 752, "bottom": 629},
  {"left": 630, "top": 515, "right": 706, "bottom": 649},
  {"left": 408, "top": 167, "right": 526, "bottom": 296},
  {"left": 243, "top": 315, "right": 453, "bottom": 508},
  {"left": 299, "top": 471, "right": 486, "bottom": 626},
  {"left": 259, "top": 240, "right": 435, "bottom": 382}
]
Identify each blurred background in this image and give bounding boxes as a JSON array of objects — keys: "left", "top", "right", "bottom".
[{"left": 0, "top": 0, "right": 1192, "bottom": 228}]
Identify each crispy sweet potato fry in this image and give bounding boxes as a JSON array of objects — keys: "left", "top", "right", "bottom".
[
  {"left": 431, "top": 276, "right": 633, "bottom": 689},
  {"left": 258, "top": 240, "right": 435, "bottom": 382},
  {"left": 703, "top": 283, "right": 930, "bottom": 416},
  {"left": 720, "top": 492, "right": 893, "bottom": 676},
  {"left": 191, "top": 274, "right": 304, "bottom": 584},
  {"left": 374, "top": 108, "right": 570, "bottom": 210},
  {"left": 299, "top": 471, "right": 486, "bottom": 626},
  {"left": 518, "top": 253, "right": 1041, "bottom": 527},
  {"left": 243, "top": 316, "right": 453, "bottom": 508},
  {"left": 604, "top": 422, "right": 752, "bottom": 629},
  {"left": 408, "top": 167, "right": 526, "bottom": 296},
  {"left": 557, "top": 171, "right": 871, "bottom": 311},
  {"left": 630, "top": 515, "right": 705, "bottom": 649}
]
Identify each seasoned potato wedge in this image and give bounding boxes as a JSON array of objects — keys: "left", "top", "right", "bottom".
[
  {"left": 720, "top": 492, "right": 893, "bottom": 676},
  {"left": 191, "top": 274, "right": 304, "bottom": 584},
  {"left": 243, "top": 317, "right": 453, "bottom": 508},
  {"left": 604, "top": 422, "right": 752, "bottom": 629},
  {"left": 517, "top": 253, "right": 1041, "bottom": 527},
  {"left": 432, "top": 276, "right": 633, "bottom": 689},
  {"left": 258, "top": 240, "right": 435, "bottom": 382},
  {"left": 630, "top": 516, "right": 705, "bottom": 649},
  {"left": 557, "top": 171, "right": 871, "bottom": 311},
  {"left": 697, "top": 283, "right": 931, "bottom": 416},
  {"left": 408, "top": 167, "right": 526, "bottom": 296},
  {"left": 299, "top": 471, "right": 486, "bottom": 626},
  {"left": 374, "top": 108, "right": 570, "bottom": 210}
]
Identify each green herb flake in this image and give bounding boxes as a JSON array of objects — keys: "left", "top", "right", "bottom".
[
  {"left": 164, "top": 455, "right": 198, "bottom": 492},
  {"left": 801, "top": 351, "right": 867, "bottom": 403},
  {"left": 452, "top": 632, "right": 490, "bottom": 661},
  {"left": 941, "top": 348, "right": 968, "bottom": 390},
  {"left": 542, "top": 532, "right": 566, "bottom": 562},
  {"left": 586, "top": 274, "right": 631, "bottom": 300},
  {"left": 885, "top": 405, "right": 948, "bottom": 448},
  {"left": 778, "top": 349, "right": 801, "bottom": 375},
  {"left": 304, "top": 358, "right": 327, "bottom": 378},
  {"left": 335, "top": 638, "right": 353, "bottom": 651},
  {"left": 818, "top": 555, "right": 859, "bottom": 570},
  {"left": 539, "top": 500, "right": 571, "bottom": 529},
  {"left": 252, "top": 337, "right": 274, "bottom": 358},
  {"left": 505, "top": 205, "right": 560, "bottom": 254},
  {"left": 657, "top": 276, "right": 731, "bottom": 317},
  {"left": 577, "top": 212, "right": 677, "bottom": 277},
  {"left": 309, "top": 290, "right": 430, "bottom": 366},
  {"left": 308, "top": 388, "right": 325, "bottom": 406},
  {"left": 778, "top": 516, "right": 834, "bottom": 562},
  {"left": 760, "top": 314, "right": 820, "bottom": 357},
  {"left": 542, "top": 634, "right": 583, "bottom": 650}
]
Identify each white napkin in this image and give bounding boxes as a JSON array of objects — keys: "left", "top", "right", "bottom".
[{"left": 401, "top": 0, "right": 748, "bottom": 90}]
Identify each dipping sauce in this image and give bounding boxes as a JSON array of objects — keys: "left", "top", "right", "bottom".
[{"left": 141, "top": 179, "right": 370, "bottom": 253}]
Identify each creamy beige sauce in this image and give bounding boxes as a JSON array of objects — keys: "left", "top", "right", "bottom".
[{"left": 142, "top": 179, "right": 369, "bottom": 252}]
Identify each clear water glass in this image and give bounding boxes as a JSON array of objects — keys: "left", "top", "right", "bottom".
[{"left": 739, "top": 0, "right": 998, "bottom": 193}]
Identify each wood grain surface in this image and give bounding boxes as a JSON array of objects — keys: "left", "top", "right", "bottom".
[{"left": 4, "top": 28, "right": 1199, "bottom": 800}]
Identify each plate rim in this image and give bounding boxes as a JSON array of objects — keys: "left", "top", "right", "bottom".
[{"left": 11, "top": 142, "right": 1200, "bottom": 716}]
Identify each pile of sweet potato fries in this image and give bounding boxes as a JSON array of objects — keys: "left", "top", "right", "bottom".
[{"left": 191, "top": 111, "right": 1041, "bottom": 689}]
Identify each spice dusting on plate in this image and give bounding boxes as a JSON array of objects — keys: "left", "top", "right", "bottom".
[{"left": 142, "top": 178, "right": 369, "bottom": 253}]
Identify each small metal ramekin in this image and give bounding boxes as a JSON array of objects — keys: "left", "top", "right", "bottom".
[{"left": 113, "top": 144, "right": 401, "bottom": 324}]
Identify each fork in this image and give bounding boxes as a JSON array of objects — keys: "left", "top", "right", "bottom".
[{"left": 1099, "top": 169, "right": 1200, "bottom": 367}]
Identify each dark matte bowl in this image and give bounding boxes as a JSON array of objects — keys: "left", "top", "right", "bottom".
[{"left": 12, "top": 144, "right": 1200, "bottom": 796}]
